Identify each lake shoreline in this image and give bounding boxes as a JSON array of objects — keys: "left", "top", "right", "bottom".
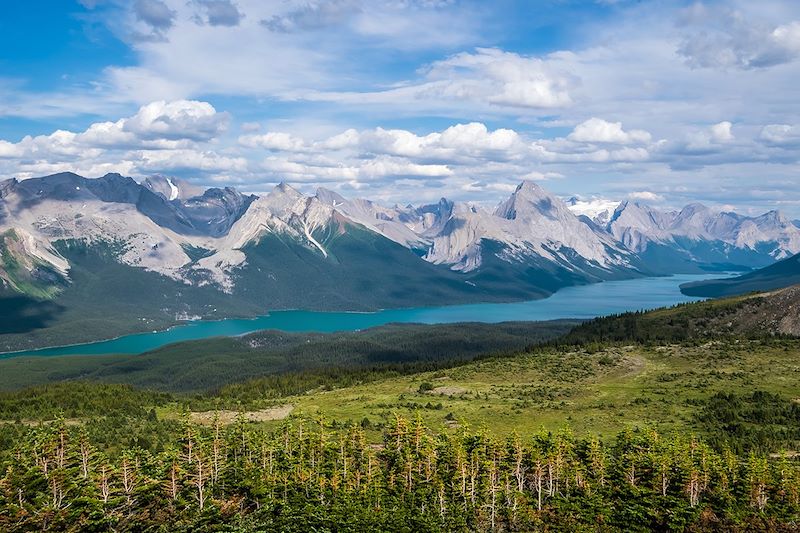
[{"left": 1, "top": 273, "right": 718, "bottom": 359}]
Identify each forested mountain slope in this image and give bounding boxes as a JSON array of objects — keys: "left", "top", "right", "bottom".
[{"left": 681, "top": 253, "right": 800, "bottom": 298}]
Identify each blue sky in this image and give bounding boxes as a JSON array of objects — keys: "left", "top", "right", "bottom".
[{"left": 1, "top": 0, "right": 799, "bottom": 215}]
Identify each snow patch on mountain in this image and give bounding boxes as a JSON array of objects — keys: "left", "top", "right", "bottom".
[
  {"left": 565, "top": 196, "right": 620, "bottom": 226},
  {"left": 421, "top": 182, "right": 635, "bottom": 272}
]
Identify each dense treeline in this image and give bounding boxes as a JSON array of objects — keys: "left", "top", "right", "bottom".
[
  {"left": 1, "top": 417, "right": 799, "bottom": 532},
  {"left": 556, "top": 297, "right": 777, "bottom": 346},
  {"left": 0, "top": 383, "right": 172, "bottom": 421},
  {"left": 698, "top": 391, "right": 800, "bottom": 454}
]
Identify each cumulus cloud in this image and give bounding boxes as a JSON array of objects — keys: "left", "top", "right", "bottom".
[
  {"left": 235, "top": 120, "right": 661, "bottom": 194},
  {"left": 410, "top": 48, "right": 575, "bottom": 109},
  {"left": 760, "top": 124, "right": 800, "bottom": 146},
  {"left": 709, "top": 121, "right": 734, "bottom": 143},
  {"left": 628, "top": 191, "right": 665, "bottom": 202},
  {"left": 567, "top": 118, "right": 651, "bottom": 144},
  {"left": 0, "top": 100, "right": 232, "bottom": 181},
  {"left": 121, "top": 100, "right": 229, "bottom": 141},
  {"left": 688, "top": 123, "right": 733, "bottom": 151}
]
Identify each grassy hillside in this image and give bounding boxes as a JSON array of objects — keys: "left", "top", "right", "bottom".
[
  {"left": 1, "top": 289, "right": 799, "bottom": 531},
  {"left": 1, "top": 338, "right": 798, "bottom": 456},
  {"left": 269, "top": 339, "right": 800, "bottom": 452}
]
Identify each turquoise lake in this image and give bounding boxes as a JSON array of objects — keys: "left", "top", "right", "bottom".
[{"left": 4, "top": 273, "right": 718, "bottom": 358}]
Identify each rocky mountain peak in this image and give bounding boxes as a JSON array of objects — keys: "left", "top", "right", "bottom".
[{"left": 494, "top": 180, "right": 563, "bottom": 221}]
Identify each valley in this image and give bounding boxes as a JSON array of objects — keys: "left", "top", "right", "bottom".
[
  {"left": 4, "top": 1, "right": 800, "bottom": 529},
  {"left": 3, "top": 171, "right": 799, "bottom": 352},
  {"left": 2, "top": 272, "right": 711, "bottom": 357}
]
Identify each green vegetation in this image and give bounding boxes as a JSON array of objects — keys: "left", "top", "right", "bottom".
[
  {"left": 0, "top": 286, "right": 799, "bottom": 530},
  {"left": 557, "top": 292, "right": 791, "bottom": 345},
  {"left": 0, "top": 321, "right": 576, "bottom": 392},
  {"left": 700, "top": 391, "right": 800, "bottom": 454},
  {"left": 0, "top": 230, "right": 67, "bottom": 300},
  {"left": 270, "top": 340, "right": 800, "bottom": 452},
  {"left": 1, "top": 416, "right": 798, "bottom": 532},
  {"left": 681, "top": 253, "right": 800, "bottom": 297}
]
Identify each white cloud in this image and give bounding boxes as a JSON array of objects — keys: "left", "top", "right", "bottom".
[
  {"left": 0, "top": 100, "right": 234, "bottom": 182},
  {"left": 358, "top": 158, "right": 453, "bottom": 179},
  {"left": 121, "top": 100, "right": 228, "bottom": 141},
  {"left": 520, "top": 171, "right": 564, "bottom": 181},
  {"left": 136, "top": 149, "right": 247, "bottom": 172},
  {"left": 567, "top": 117, "right": 651, "bottom": 144},
  {"left": 660, "top": 122, "right": 740, "bottom": 159},
  {"left": 421, "top": 48, "right": 575, "bottom": 109},
  {"left": 0, "top": 140, "right": 24, "bottom": 159},
  {"left": 438, "top": 123, "right": 522, "bottom": 152},
  {"left": 306, "top": 48, "right": 576, "bottom": 112},
  {"left": 760, "top": 124, "right": 800, "bottom": 146},
  {"left": 628, "top": 191, "right": 664, "bottom": 202},
  {"left": 709, "top": 121, "right": 734, "bottom": 142}
]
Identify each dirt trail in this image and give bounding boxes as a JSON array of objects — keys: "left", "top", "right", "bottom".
[{"left": 190, "top": 405, "right": 294, "bottom": 425}]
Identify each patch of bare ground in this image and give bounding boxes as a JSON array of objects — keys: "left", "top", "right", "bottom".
[
  {"left": 618, "top": 354, "right": 647, "bottom": 378},
  {"left": 430, "top": 386, "right": 470, "bottom": 396},
  {"left": 0, "top": 418, "right": 85, "bottom": 426},
  {"left": 770, "top": 451, "right": 800, "bottom": 459},
  {"left": 190, "top": 405, "right": 294, "bottom": 425}
]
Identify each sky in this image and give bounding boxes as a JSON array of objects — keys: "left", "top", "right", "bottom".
[{"left": 1, "top": 0, "right": 799, "bottom": 215}]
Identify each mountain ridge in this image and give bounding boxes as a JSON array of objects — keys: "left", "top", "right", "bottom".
[
  {"left": 2, "top": 172, "right": 800, "bottom": 301},
  {"left": 1, "top": 171, "right": 799, "bottom": 350}
]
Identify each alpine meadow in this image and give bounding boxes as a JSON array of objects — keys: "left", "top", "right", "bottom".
[{"left": 1, "top": 1, "right": 800, "bottom": 532}]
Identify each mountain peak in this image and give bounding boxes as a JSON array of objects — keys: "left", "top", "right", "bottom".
[
  {"left": 274, "top": 181, "right": 302, "bottom": 196},
  {"left": 495, "top": 180, "right": 561, "bottom": 220},
  {"left": 678, "top": 203, "right": 710, "bottom": 216},
  {"left": 315, "top": 187, "right": 346, "bottom": 206},
  {"left": 514, "top": 180, "right": 548, "bottom": 196},
  {"left": 756, "top": 210, "right": 789, "bottom": 225}
]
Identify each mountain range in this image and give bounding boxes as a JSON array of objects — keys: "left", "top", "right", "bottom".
[{"left": 2, "top": 171, "right": 800, "bottom": 349}]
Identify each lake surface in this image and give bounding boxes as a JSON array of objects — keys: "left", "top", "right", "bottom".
[{"left": 4, "top": 274, "right": 718, "bottom": 358}]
